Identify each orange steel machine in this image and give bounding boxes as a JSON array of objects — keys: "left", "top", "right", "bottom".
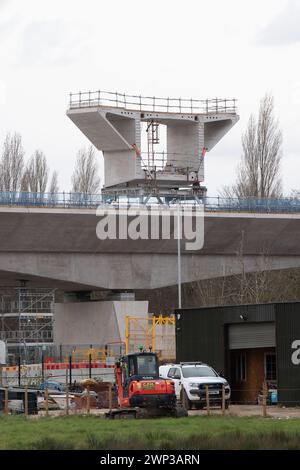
[{"left": 106, "top": 351, "right": 187, "bottom": 418}]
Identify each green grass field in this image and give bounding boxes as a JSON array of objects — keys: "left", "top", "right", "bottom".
[{"left": 1, "top": 415, "right": 300, "bottom": 450}]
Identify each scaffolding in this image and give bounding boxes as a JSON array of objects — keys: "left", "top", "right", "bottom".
[
  {"left": 146, "top": 120, "right": 160, "bottom": 169},
  {"left": 0, "top": 288, "right": 55, "bottom": 364},
  {"left": 125, "top": 315, "right": 176, "bottom": 361}
]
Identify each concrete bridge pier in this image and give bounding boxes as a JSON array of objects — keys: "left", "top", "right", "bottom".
[{"left": 53, "top": 299, "right": 149, "bottom": 349}]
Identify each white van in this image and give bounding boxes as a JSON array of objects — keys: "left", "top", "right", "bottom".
[{"left": 159, "top": 362, "right": 231, "bottom": 410}]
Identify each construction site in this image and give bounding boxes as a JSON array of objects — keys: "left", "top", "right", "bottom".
[
  {"left": 1, "top": 88, "right": 300, "bottom": 423},
  {"left": 0, "top": 89, "right": 241, "bottom": 416},
  {"left": 0, "top": 89, "right": 239, "bottom": 365},
  {"left": 2, "top": 0, "right": 300, "bottom": 458}
]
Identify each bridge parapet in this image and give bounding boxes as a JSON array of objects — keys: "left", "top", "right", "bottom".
[{"left": 0, "top": 191, "right": 300, "bottom": 214}]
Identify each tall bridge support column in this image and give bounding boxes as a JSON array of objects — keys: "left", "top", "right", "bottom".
[{"left": 53, "top": 300, "right": 149, "bottom": 347}]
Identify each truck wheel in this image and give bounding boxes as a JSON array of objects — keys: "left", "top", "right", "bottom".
[
  {"left": 181, "top": 389, "right": 191, "bottom": 411},
  {"left": 173, "top": 404, "right": 188, "bottom": 418},
  {"left": 225, "top": 400, "right": 230, "bottom": 410}
]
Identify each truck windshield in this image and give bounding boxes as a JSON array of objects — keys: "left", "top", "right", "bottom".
[
  {"left": 182, "top": 366, "right": 217, "bottom": 378},
  {"left": 136, "top": 355, "right": 158, "bottom": 376}
]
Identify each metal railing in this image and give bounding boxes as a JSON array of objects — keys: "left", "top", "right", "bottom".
[
  {"left": 1, "top": 330, "right": 53, "bottom": 341},
  {"left": 68, "top": 90, "right": 237, "bottom": 114},
  {"left": 0, "top": 191, "right": 300, "bottom": 214}
]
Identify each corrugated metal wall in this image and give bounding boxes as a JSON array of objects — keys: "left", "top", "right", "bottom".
[
  {"left": 175, "top": 303, "right": 300, "bottom": 406},
  {"left": 276, "top": 303, "right": 300, "bottom": 406},
  {"left": 176, "top": 304, "right": 275, "bottom": 373},
  {"left": 175, "top": 308, "right": 225, "bottom": 374},
  {"left": 223, "top": 303, "right": 275, "bottom": 324}
]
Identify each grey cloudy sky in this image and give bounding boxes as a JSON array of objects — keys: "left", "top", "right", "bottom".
[{"left": 0, "top": 0, "right": 300, "bottom": 195}]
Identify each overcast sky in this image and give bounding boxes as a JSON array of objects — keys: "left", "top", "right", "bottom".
[{"left": 0, "top": 0, "right": 300, "bottom": 195}]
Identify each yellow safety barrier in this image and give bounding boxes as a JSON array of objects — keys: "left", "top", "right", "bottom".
[{"left": 125, "top": 315, "right": 175, "bottom": 360}]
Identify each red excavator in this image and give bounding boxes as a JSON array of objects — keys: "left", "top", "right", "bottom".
[{"left": 106, "top": 350, "right": 187, "bottom": 418}]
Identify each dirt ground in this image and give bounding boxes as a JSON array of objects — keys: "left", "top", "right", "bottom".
[
  {"left": 33, "top": 404, "right": 300, "bottom": 419},
  {"left": 189, "top": 404, "right": 300, "bottom": 419}
]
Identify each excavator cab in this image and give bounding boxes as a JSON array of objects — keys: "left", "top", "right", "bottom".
[
  {"left": 120, "top": 352, "right": 159, "bottom": 398},
  {"left": 125, "top": 352, "right": 158, "bottom": 378}
]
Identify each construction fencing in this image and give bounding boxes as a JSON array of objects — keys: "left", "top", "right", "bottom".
[
  {"left": 0, "top": 358, "right": 115, "bottom": 388},
  {"left": 0, "top": 381, "right": 116, "bottom": 416},
  {"left": 0, "top": 356, "right": 116, "bottom": 415},
  {"left": 0, "top": 382, "right": 294, "bottom": 418}
]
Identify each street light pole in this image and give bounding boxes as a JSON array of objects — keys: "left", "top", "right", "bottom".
[{"left": 177, "top": 203, "right": 182, "bottom": 309}]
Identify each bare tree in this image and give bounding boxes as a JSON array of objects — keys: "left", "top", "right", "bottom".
[
  {"left": 22, "top": 150, "right": 49, "bottom": 193},
  {"left": 0, "top": 132, "right": 25, "bottom": 191},
  {"left": 220, "top": 94, "right": 282, "bottom": 198},
  {"left": 147, "top": 259, "right": 300, "bottom": 314},
  {"left": 20, "top": 169, "right": 30, "bottom": 192},
  {"left": 49, "top": 170, "right": 59, "bottom": 193},
  {"left": 290, "top": 189, "right": 300, "bottom": 199},
  {"left": 71, "top": 146, "right": 100, "bottom": 194}
]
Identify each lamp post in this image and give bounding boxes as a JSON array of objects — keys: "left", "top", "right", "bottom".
[{"left": 177, "top": 203, "right": 182, "bottom": 309}]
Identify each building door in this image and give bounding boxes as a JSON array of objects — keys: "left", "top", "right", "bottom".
[
  {"left": 228, "top": 322, "right": 276, "bottom": 404},
  {"left": 228, "top": 322, "right": 275, "bottom": 350}
]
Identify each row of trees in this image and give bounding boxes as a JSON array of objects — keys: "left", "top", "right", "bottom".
[
  {"left": 0, "top": 133, "right": 101, "bottom": 194},
  {"left": 221, "top": 93, "right": 284, "bottom": 199}
]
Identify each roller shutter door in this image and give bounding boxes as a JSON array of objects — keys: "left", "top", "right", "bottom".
[{"left": 228, "top": 322, "right": 276, "bottom": 350}]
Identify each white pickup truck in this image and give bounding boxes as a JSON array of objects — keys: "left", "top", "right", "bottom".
[{"left": 159, "top": 362, "right": 231, "bottom": 410}]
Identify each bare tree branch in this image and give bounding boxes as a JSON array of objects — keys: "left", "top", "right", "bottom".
[
  {"left": 0, "top": 132, "right": 25, "bottom": 191},
  {"left": 71, "top": 146, "right": 101, "bottom": 194},
  {"left": 290, "top": 189, "right": 300, "bottom": 199},
  {"left": 49, "top": 170, "right": 59, "bottom": 193},
  {"left": 22, "top": 150, "right": 49, "bottom": 193},
  {"left": 220, "top": 94, "right": 282, "bottom": 199}
]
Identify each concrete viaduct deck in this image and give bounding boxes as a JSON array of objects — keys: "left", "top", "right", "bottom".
[{"left": 0, "top": 206, "right": 299, "bottom": 291}]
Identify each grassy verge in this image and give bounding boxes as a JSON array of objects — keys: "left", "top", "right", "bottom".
[{"left": 1, "top": 415, "right": 300, "bottom": 450}]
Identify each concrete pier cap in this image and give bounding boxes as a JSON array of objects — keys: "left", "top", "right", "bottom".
[{"left": 67, "top": 90, "right": 239, "bottom": 192}]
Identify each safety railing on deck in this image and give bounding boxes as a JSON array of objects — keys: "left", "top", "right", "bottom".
[
  {"left": 68, "top": 90, "right": 237, "bottom": 114},
  {"left": 0, "top": 191, "right": 300, "bottom": 214}
]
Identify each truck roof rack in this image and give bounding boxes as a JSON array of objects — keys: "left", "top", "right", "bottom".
[{"left": 180, "top": 362, "right": 204, "bottom": 366}]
